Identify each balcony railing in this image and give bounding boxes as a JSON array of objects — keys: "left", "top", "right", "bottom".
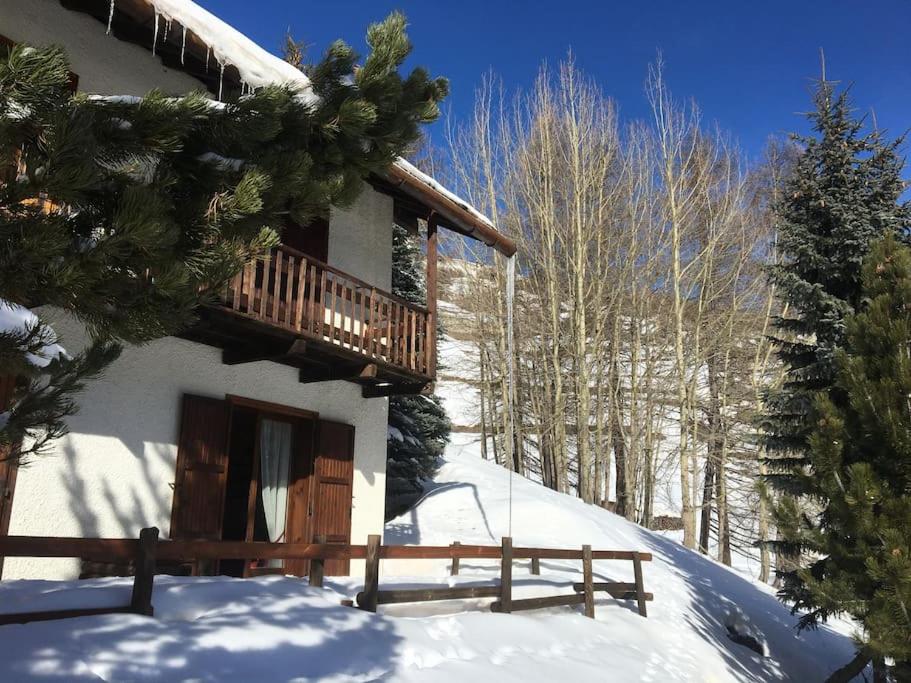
[{"left": 218, "top": 246, "right": 433, "bottom": 378}]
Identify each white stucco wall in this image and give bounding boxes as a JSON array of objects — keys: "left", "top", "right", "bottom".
[
  {"left": 4, "top": 312, "right": 388, "bottom": 580},
  {"left": 329, "top": 190, "right": 394, "bottom": 290}
]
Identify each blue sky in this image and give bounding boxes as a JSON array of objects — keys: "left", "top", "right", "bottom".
[{"left": 199, "top": 0, "right": 911, "bottom": 162}]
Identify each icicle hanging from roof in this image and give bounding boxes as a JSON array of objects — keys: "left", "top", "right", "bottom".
[
  {"left": 163, "top": 17, "right": 171, "bottom": 43},
  {"left": 106, "top": 0, "right": 115, "bottom": 34},
  {"left": 505, "top": 254, "right": 517, "bottom": 537},
  {"left": 180, "top": 25, "right": 187, "bottom": 64},
  {"left": 205, "top": 46, "right": 210, "bottom": 72},
  {"left": 151, "top": 11, "right": 159, "bottom": 56},
  {"left": 217, "top": 61, "right": 224, "bottom": 101}
]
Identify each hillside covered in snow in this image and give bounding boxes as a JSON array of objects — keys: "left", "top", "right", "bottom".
[{"left": 0, "top": 443, "right": 861, "bottom": 681}]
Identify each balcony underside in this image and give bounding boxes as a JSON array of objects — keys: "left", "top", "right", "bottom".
[{"left": 183, "top": 307, "right": 433, "bottom": 398}]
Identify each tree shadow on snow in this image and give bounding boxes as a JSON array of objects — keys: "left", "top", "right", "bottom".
[
  {"left": 0, "top": 577, "right": 405, "bottom": 682},
  {"left": 627, "top": 525, "right": 864, "bottom": 681}
]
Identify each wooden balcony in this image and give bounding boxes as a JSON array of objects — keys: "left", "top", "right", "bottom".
[{"left": 192, "top": 245, "right": 434, "bottom": 395}]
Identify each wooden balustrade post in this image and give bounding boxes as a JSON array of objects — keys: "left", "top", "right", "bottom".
[
  {"left": 531, "top": 557, "right": 540, "bottom": 575},
  {"left": 130, "top": 527, "right": 158, "bottom": 617},
  {"left": 582, "top": 545, "right": 595, "bottom": 619},
  {"left": 632, "top": 552, "right": 648, "bottom": 618},
  {"left": 499, "top": 537, "right": 513, "bottom": 614},
  {"left": 309, "top": 534, "right": 326, "bottom": 588},
  {"left": 450, "top": 541, "right": 460, "bottom": 576},
  {"left": 361, "top": 534, "right": 381, "bottom": 613}
]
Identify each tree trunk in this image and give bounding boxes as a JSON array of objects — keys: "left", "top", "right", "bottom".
[
  {"left": 824, "top": 649, "right": 871, "bottom": 683},
  {"left": 613, "top": 420, "right": 628, "bottom": 517},
  {"left": 757, "top": 462, "right": 771, "bottom": 583},
  {"left": 699, "top": 458, "right": 716, "bottom": 554},
  {"left": 479, "top": 350, "right": 490, "bottom": 461},
  {"left": 641, "top": 447, "right": 654, "bottom": 528},
  {"left": 701, "top": 350, "right": 721, "bottom": 556},
  {"left": 716, "top": 460, "right": 732, "bottom": 566}
]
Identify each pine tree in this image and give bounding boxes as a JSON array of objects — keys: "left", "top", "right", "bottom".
[
  {"left": 787, "top": 235, "right": 911, "bottom": 679},
  {"left": 0, "top": 14, "right": 448, "bottom": 461},
  {"left": 761, "top": 78, "right": 910, "bottom": 605},
  {"left": 385, "top": 223, "right": 451, "bottom": 512}
]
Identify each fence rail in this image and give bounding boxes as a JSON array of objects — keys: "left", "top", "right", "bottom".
[
  {"left": 219, "top": 246, "right": 433, "bottom": 377},
  {"left": 0, "top": 530, "right": 652, "bottom": 624}
]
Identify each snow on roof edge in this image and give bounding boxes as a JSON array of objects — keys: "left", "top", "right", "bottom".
[
  {"left": 140, "top": 0, "right": 316, "bottom": 103},
  {"left": 391, "top": 158, "right": 496, "bottom": 230}
]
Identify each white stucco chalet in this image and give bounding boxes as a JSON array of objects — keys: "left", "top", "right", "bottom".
[{"left": 0, "top": 0, "right": 515, "bottom": 580}]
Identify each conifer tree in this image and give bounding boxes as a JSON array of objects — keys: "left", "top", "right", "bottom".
[
  {"left": 385, "top": 223, "right": 451, "bottom": 510},
  {"left": 789, "top": 235, "right": 911, "bottom": 680},
  {"left": 761, "top": 78, "right": 910, "bottom": 601},
  {"left": 0, "top": 14, "right": 447, "bottom": 461}
]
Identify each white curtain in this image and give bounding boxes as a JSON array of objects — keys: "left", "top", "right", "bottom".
[{"left": 259, "top": 418, "right": 292, "bottom": 547}]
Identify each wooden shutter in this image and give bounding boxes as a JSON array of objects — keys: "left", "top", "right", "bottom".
[
  {"left": 170, "top": 394, "right": 230, "bottom": 540},
  {"left": 283, "top": 418, "right": 316, "bottom": 577},
  {"left": 0, "top": 375, "right": 18, "bottom": 576},
  {"left": 312, "top": 419, "right": 355, "bottom": 576}
]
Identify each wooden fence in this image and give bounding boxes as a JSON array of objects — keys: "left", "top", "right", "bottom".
[{"left": 0, "top": 530, "right": 652, "bottom": 625}]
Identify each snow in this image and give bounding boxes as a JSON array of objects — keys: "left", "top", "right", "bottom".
[
  {"left": 0, "top": 444, "right": 863, "bottom": 681},
  {"left": 392, "top": 159, "right": 496, "bottom": 230},
  {"left": 384, "top": 447, "right": 861, "bottom": 681},
  {"left": 0, "top": 299, "right": 66, "bottom": 369},
  {"left": 136, "top": 0, "right": 316, "bottom": 103}
]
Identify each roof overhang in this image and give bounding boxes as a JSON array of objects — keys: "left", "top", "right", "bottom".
[{"left": 383, "top": 162, "right": 516, "bottom": 257}]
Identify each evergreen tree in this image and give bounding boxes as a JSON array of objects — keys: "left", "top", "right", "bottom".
[
  {"left": 0, "top": 14, "right": 447, "bottom": 461},
  {"left": 788, "top": 235, "right": 911, "bottom": 680},
  {"left": 761, "top": 78, "right": 910, "bottom": 605},
  {"left": 385, "top": 223, "right": 451, "bottom": 511}
]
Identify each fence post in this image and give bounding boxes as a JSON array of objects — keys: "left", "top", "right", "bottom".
[
  {"left": 531, "top": 557, "right": 540, "bottom": 575},
  {"left": 450, "top": 541, "right": 460, "bottom": 576},
  {"left": 499, "top": 536, "right": 513, "bottom": 614},
  {"left": 582, "top": 545, "right": 594, "bottom": 619},
  {"left": 130, "top": 527, "right": 158, "bottom": 617},
  {"left": 309, "top": 534, "right": 326, "bottom": 588},
  {"left": 361, "top": 534, "right": 381, "bottom": 613},
  {"left": 632, "top": 552, "right": 648, "bottom": 618}
]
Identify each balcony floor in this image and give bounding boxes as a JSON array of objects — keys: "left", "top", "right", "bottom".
[{"left": 182, "top": 306, "right": 433, "bottom": 398}]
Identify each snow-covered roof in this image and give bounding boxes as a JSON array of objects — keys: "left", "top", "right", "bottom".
[
  {"left": 133, "top": 0, "right": 316, "bottom": 103},
  {"left": 392, "top": 159, "right": 495, "bottom": 231},
  {"left": 93, "top": 0, "right": 515, "bottom": 255}
]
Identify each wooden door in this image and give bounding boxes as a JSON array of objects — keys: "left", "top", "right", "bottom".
[
  {"left": 170, "top": 394, "right": 230, "bottom": 541},
  {"left": 311, "top": 420, "right": 355, "bottom": 575},
  {"left": 284, "top": 418, "right": 315, "bottom": 577},
  {"left": 0, "top": 374, "right": 18, "bottom": 577}
]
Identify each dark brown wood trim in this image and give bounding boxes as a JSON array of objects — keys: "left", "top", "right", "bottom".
[{"left": 226, "top": 395, "right": 318, "bottom": 421}]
